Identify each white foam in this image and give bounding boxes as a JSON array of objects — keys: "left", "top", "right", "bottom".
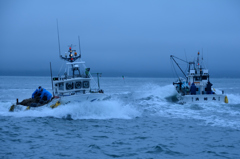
[
  {"left": 226, "top": 93, "right": 240, "bottom": 104},
  {"left": 0, "top": 99, "right": 140, "bottom": 120},
  {"left": 1, "top": 79, "right": 240, "bottom": 130},
  {"left": 53, "top": 100, "right": 140, "bottom": 119},
  {"left": 133, "top": 83, "right": 177, "bottom": 102},
  {"left": 128, "top": 84, "right": 240, "bottom": 130}
]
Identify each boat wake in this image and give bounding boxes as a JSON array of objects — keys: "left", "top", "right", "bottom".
[
  {"left": 53, "top": 100, "right": 140, "bottom": 120},
  {"left": 1, "top": 83, "right": 240, "bottom": 130},
  {"left": 110, "top": 83, "right": 240, "bottom": 130},
  {"left": 226, "top": 93, "right": 240, "bottom": 104},
  {"left": 0, "top": 99, "right": 140, "bottom": 120}
]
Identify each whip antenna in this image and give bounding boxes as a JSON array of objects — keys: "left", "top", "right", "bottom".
[
  {"left": 57, "top": 19, "right": 61, "bottom": 56},
  {"left": 50, "top": 62, "right": 54, "bottom": 97},
  {"left": 78, "top": 36, "right": 82, "bottom": 58}
]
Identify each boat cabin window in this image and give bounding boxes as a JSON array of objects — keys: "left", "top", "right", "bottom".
[
  {"left": 59, "top": 83, "right": 64, "bottom": 90},
  {"left": 202, "top": 76, "right": 208, "bottom": 80},
  {"left": 194, "top": 76, "right": 201, "bottom": 81},
  {"left": 53, "top": 77, "right": 59, "bottom": 81}
]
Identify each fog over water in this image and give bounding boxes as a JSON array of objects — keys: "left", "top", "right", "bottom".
[{"left": 0, "top": 0, "right": 240, "bottom": 77}]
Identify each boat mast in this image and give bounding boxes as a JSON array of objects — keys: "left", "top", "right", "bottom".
[
  {"left": 197, "top": 52, "right": 200, "bottom": 69},
  {"left": 78, "top": 36, "right": 82, "bottom": 58}
]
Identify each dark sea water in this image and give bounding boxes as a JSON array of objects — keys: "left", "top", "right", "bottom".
[{"left": 1, "top": 76, "right": 240, "bottom": 159}]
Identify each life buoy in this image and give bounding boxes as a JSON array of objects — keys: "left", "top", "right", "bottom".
[
  {"left": 75, "top": 82, "right": 81, "bottom": 89},
  {"left": 83, "top": 81, "right": 89, "bottom": 88},
  {"left": 66, "top": 82, "right": 73, "bottom": 90}
]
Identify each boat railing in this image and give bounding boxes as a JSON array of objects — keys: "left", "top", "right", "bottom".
[{"left": 58, "top": 74, "right": 91, "bottom": 80}]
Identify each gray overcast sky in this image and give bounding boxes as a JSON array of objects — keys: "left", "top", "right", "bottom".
[{"left": 0, "top": 0, "right": 240, "bottom": 77}]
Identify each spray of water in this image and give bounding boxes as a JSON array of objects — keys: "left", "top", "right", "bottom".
[{"left": 1, "top": 83, "right": 240, "bottom": 130}]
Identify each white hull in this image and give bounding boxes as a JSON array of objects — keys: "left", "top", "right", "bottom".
[
  {"left": 58, "top": 93, "right": 108, "bottom": 104},
  {"left": 177, "top": 94, "right": 227, "bottom": 104},
  {"left": 10, "top": 93, "right": 108, "bottom": 112}
]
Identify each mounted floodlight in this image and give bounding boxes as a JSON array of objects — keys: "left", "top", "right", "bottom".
[
  {"left": 73, "top": 64, "right": 79, "bottom": 68},
  {"left": 60, "top": 43, "right": 81, "bottom": 63}
]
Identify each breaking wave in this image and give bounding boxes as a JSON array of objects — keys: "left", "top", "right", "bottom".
[
  {"left": 0, "top": 100, "right": 140, "bottom": 120},
  {"left": 0, "top": 82, "right": 240, "bottom": 130}
]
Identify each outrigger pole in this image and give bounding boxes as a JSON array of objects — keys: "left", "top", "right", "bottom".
[{"left": 170, "top": 55, "right": 187, "bottom": 79}]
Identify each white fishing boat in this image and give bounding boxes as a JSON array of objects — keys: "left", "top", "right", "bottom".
[
  {"left": 170, "top": 52, "right": 228, "bottom": 104},
  {"left": 9, "top": 37, "right": 107, "bottom": 111},
  {"left": 50, "top": 43, "right": 106, "bottom": 108}
]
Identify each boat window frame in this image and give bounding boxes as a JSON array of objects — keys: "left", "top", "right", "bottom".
[{"left": 194, "top": 76, "right": 202, "bottom": 81}]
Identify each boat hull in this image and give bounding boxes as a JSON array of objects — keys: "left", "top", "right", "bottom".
[
  {"left": 9, "top": 93, "right": 108, "bottom": 112},
  {"left": 58, "top": 93, "right": 108, "bottom": 103},
  {"left": 177, "top": 94, "right": 228, "bottom": 104}
]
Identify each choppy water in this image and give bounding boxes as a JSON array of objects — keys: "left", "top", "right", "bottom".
[{"left": 0, "top": 76, "right": 240, "bottom": 159}]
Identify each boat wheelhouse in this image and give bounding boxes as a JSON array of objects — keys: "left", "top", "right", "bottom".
[{"left": 51, "top": 43, "right": 105, "bottom": 104}]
